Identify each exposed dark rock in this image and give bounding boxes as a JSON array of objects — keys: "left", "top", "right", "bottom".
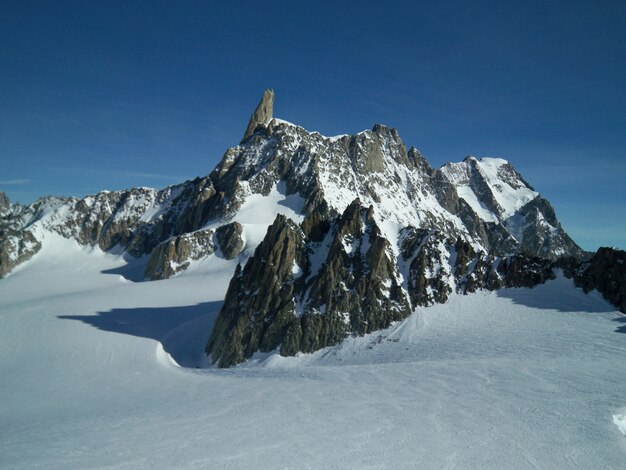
[
  {"left": 0, "top": 192, "right": 10, "bottom": 215},
  {"left": 242, "top": 89, "right": 275, "bottom": 142},
  {"left": 400, "top": 228, "right": 453, "bottom": 306},
  {"left": 207, "top": 197, "right": 580, "bottom": 367},
  {"left": 465, "top": 157, "right": 503, "bottom": 217},
  {"left": 452, "top": 238, "right": 502, "bottom": 293},
  {"left": 575, "top": 247, "right": 626, "bottom": 313},
  {"left": 407, "top": 147, "right": 433, "bottom": 175},
  {"left": 0, "top": 229, "right": 41, "bottom": 278},
  {"left": 206, "top": 215, "right": 306, "bottom": 367},
  {"left": 215, "top": 222, "right": 244, "bottom": 260},
  {"left": 517, "top": 197, "right": 585, "bottom": 260},
  {"left": 497, "top": 255, "right": 555, "bottom": 288},
  {"left": 0, "top": 174, "right": 221, "bottom": 278},
  {"left": 144, "top": 229, "right": 215, "bottom": 280},
  {"left": 206, "top": 201, "right": 412, "bottom": 367},
  {"left": 304, "top": 200, "right": 410, "bottom": 337}
]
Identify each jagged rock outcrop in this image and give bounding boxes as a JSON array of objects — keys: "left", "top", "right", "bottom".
[
  {"left": 574, "top": 247, "right": 626, "bottom": 313},
  {"left": 0, "top": 229, "right": 41, "bottom": 278},
  {"left": 0, "top": 173, "right": 231, "bottom": 279},
  {"left": 144, "top": 229, "right": 215, "bottom": 280},
  {"left": 299, "top": 200, "right": 410, "bottom": 339},
  {"left": 0, "top": 192, "right": 42, "bottom": 277},
  {"left": 242, "top": 89, "right": 274, "bottom": 142},
  {"left": 215, "top": 222, "right": 244, "bottom": 259},
  {"left": 207, "top": 201, "right": 412, "bottom": 367},
  {"left": 206, "top": 215, "right": 307, "bottom": 367},
  {"left": 206, "top": 199, "right": 569, "bottom": 367},
  {"left": 0, "top": 192, "right": 10, "bottom": 216}
]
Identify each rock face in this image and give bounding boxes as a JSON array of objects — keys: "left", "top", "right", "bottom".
[
  {"left": 242, "top": 89, "right": 274, "bottom": 142},
  {"left": 0, "top": 192, "right": 10, "bottom": 216},
  {"left": 144, "top": 229, "right": 215, "bottom": 280},
  {"left": 215, "top": 222, "right": 244, "bottom": 260},
  {"left": 0, "top": 192, "right": 42, "bottom": 277},
  {"left": 206, "top": 200, "right": 566, "bottom": 368},
  {"left": 207, "top": 201, "right": 412, "bottom": 368},
  {"left": 575, "top": 247, "right": 626, "bottom": 313},
  {"left": 0, "top": 229, "right": 41, "bottom": 278},
  {"left": 206, "top": 215, "right": 307, "bottom": 367}
]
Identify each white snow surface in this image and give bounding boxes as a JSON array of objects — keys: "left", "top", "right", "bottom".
[
  {"left": 204, "top": 181, "right": 305, "bottom": 255},
  {"left": 614, "top": 414, "right": 626, "bottom": 437},
  {"left": 2, "top": 238, "right": 626, "bottom": 468}
]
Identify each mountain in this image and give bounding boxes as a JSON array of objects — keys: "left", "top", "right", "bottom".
[{"left": 2, "top": 90, "right": 623, "bottom": 368}]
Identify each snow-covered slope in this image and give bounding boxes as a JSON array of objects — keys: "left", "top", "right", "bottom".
[
  {"left": 440, "top": 156, "right": 537, "bottom": 221},
  {"left": 1, "top": 239, "right": 625, "bottom": 468}
]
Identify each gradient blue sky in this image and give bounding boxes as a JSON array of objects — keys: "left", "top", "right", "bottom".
[{"left": 1, "top": 0, "right": 624, "bottom": 251}]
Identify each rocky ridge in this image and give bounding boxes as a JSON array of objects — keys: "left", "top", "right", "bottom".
[
  {"left": 0, "top": 90, "right": 583, "bottom": 281},
  {"left": 207, "top": 199, "right": 567, "bottom": 367},
  {"left": 2, "top": 90, "right": 616, "bottom": 368}
]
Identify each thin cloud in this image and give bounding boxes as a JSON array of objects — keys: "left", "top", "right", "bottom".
[
  {"left": 43, "top": 167, "right": 187, "bottom": 181},
  {"left": 119, "top": 171, "right": 187, "bottom": 181},
  {"left": 0, "top": 179, "right": 30, "bottom": 185}
]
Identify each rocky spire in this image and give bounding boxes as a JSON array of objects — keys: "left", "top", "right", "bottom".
[
  {"left": 242, "top": 89, "right": 275, "bottom": 142},
  {"left": 0, "top": 191, "right": 10, "bottom": 215}
]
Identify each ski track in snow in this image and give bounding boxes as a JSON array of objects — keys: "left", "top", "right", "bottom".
[{"left": 1, "top": 237, "right": 626, "bottom": 469}]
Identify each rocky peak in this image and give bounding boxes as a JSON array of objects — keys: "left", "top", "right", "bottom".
[
  {"left": 0, "top": 90, "right": 586, "bottom": 285},
  {"left": 206, "top": 214, "right": 307, "bottom": 367},
  {"left": 206, "top": 202, "right": 413, "bottom": 367},
  {"left": 205, "top": 195, "right": 579, "bottom": 367},
  {"left": 242, "top": 89, "right": 275, "bottom": 142},
  {"left": 0, "top": 192, "right": 11, "bottom": 216}
]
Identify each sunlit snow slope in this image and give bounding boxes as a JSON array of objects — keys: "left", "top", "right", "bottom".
[{"left": 1, "top": 237, "right": 625, "bottom": 469}]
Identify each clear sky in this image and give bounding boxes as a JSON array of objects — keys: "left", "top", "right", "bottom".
[{"left": 1, "top": 0, "right": 624, "bottom": 251}]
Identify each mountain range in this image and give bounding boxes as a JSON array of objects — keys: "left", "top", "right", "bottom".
[{"left": 1, "top": 90, "right": 623, "bottom": 367}]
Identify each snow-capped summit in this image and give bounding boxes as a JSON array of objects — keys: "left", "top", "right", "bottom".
[{"left": 0, "top": 90, "right": 583, "bottom": 281}]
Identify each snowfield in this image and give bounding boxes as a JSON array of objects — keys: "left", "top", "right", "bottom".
[{"left": 1, "top": 237, "right": 626, "bottom": 469}]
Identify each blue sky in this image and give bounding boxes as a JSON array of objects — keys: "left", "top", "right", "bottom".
[{"left": 1, "top": 0, "right": 624, "bottom": 251}]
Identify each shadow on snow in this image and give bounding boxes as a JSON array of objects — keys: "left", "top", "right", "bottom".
[
  {"left": 100, "top": 253, "right": 149, "bottom": 282},
  {"left": 612, "top": 315, "right": 626, "bottom": 334},
  {"left": 59, "top": 301, "right": 223, "bottom": 367},
  {"left": 495, "top": 284, "right": 616, "bottom": 314}
]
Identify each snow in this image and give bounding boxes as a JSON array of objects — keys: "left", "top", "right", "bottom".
[
  {"left": 342, "top": 234, "right": 358, "bottom": 254},
  {"left": 441, "top": 157, "right": 538, "bottom": 222},
  {"left": 139, "top": 185, "right": 184, "bottom": 223},
  {"left": 272, "top": 117, "right": 297, "bottom": 127},
  {"left": 456, "top": 185, "right": 498, "bottom": 222},
  {"left": 204, "top": 181, "right": 305, "bottom": 254},
  {"left": 614, "top": 414, "right": 626, "bottom": 437},
  {"left": 313, "top": 131, "right": 470, "bottom": 254},
  {"left": 291, "top": 259, "right": 303, "bottom": 278},
  {"left": 476, "top": 157, "right": 538, "bottom": 217},
  {"left": 2, "top": 240, "right": 626, "bottom": 468}
]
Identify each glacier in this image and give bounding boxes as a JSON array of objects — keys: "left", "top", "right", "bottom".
[{"left": 0, "top": 234, "right": 625, "bottom": 468}]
